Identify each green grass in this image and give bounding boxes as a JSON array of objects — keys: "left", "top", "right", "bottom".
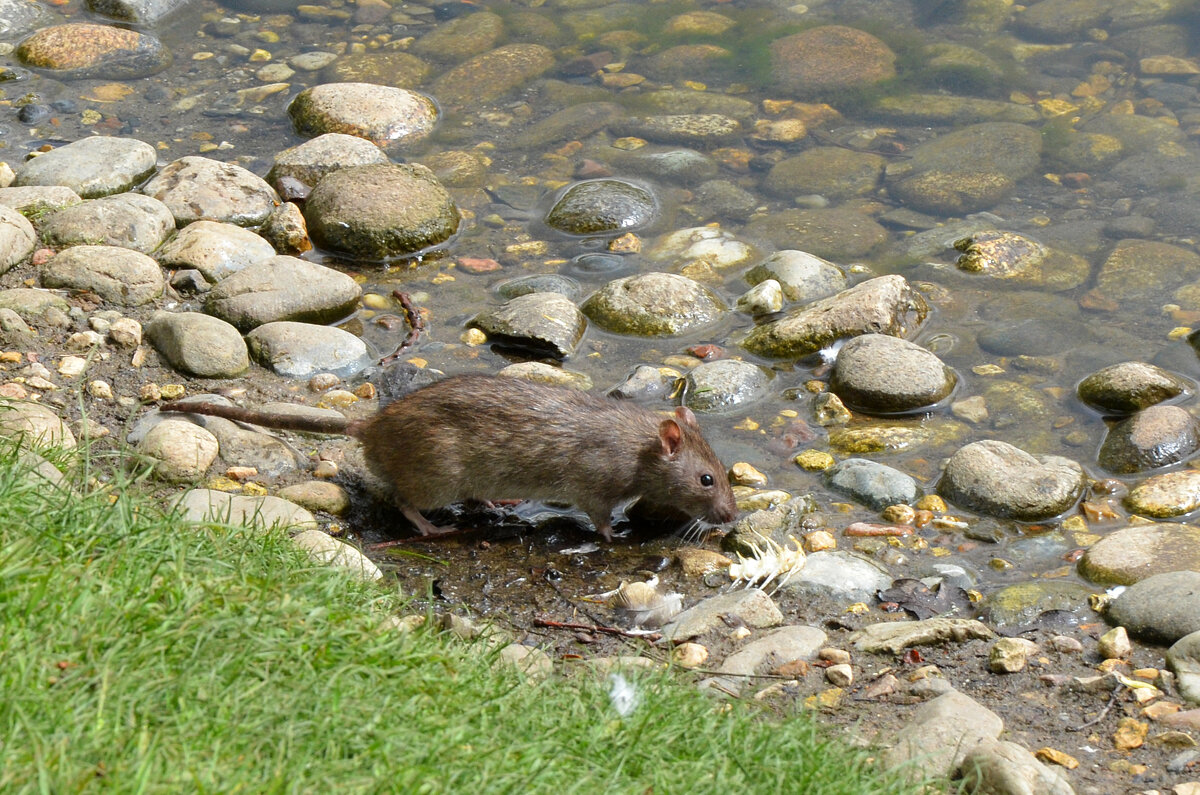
[{"left": 0, "top": 440, "right": 921, "bottom": 794}]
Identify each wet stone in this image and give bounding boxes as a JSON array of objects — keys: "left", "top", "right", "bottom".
[
  {"left": 828, "top": 419, "right": 967, "bottom": 455},
  {"left": 142, "top": 156, "right": 279, "bottom": 228},
  {"left": 612, "top": 149, "right": 719, "bottom": 187},
  {"left": 470, "top": 292, "right": 586, "bottom": 359},
  {"left": 192, "top": 415, "right": 299, "bottom": 477},
  {"left": 735, "top": 279, "right": 783, "bottom": 316},
  {"left": 1078, "top": 361, "right": 1191, "bottom": 415},
  {"left": 581, "top": 272, "right": 726, "bottom": 336},
  {"left": 204, "top": 255, "right": 362, "bottom": 332},
  {"left": 609, "top": 114, "right": 742, "bottom": 147},
  {"left": 980, "top": 581, "right": 1096, "bottom": 630},
  {"left": 693, "top": 180, "right": 759, "bottom": 223},
  {"left": 1098, "top": 404, "right": 1200, "bottom": 474},
  {"left": 744, "top": 208, "right": 888, "bottom": 261},
  {"left": 515, "top": 103, "right": 625, "bottom": 150},
  {"left": 830, "top": 334, "right": 956, "bottom": 414},
  {"left": 86, "top": 0, "right": 186, "bottom": 24},
  {"left": 628, "top": 90, "right": 757, "bottom": 123},
  {"left": 40, "top": 245, "right": 164, "bottom": 306},
  {"left": 953, "top": 230, "right": 1091, "bottom": 291},
  {"left": 259, "top": 203, "right": 310, "bottom": 256},
  {"left": 320, "top": 52, "right": 431, "bottom": 89},
  {"left": 608, "top": 365, "right": 675, "bottom": 401},
  {"left": 770, "top": 25, "right": 896, "bottom": 96},
  {"left": 496, "top": 274, "right": 581, "bottom": 301},
  {"left": 422, "top": 151, "right": 487, "bottom": 189},
  {"left": 1167, "top": 631, "right": 1200, "bottom": 705},
  {"left": 287, "top": 84, "right": 438, "bottom": 149},
  {"left": 781, "top": 550, "right": 892, "bottom": 603},
  {"left": 1078, "top": 523, "right": 1200, "bottom": 585},
  {"left": 155, "top": 220, "right": 276, "bottom": 283},
  {"left": 144, "top": 311, "right": 249, "bottom": 378},
  {"left": 429, "top": 43, "right": 555, "bottom": 108},
  {"left": 410, "top": 11, "right": 504, "bottom": 63},
  {"left": 644, "top": 226, "right": 756, "bottom": 272},
  {"left": 764, "top": 147, "right": 886, "bottom": 201},
  {"left": 0, "top": 186, "right": 82, "bottom": 217},
  {"left": 1126, "top": 469, "right": 1200, "bottom": 518},
  {"left": 266, "top": 133, "right": 389, "bottom": 190},
  {"left": 12, "top": 136, "right": 157, "bottom": 198},
  {"left": 175, "top": 489, "right": 317, "bottom": 532},
  {"left": 37, "top": 193, "right": 175, "bottom": 254},
  {"left": 0, "top": 205, "right": 36, "bottom": 275},
  {"left": 742, "top": 275, "right": 928, "bottom": 359},
  {"left": 1107, "top": 571, "right": 1200, "bottom": 645},
  {"left": 0, "top": 0, "right": 54, "bottom": 36},
  {"left": 139, "top": 420, "right": 218, "bottom": 482},
  {"left": 660, "top": 588, "right": 783, "bottom": 642},
  {"left": 976, "top": 317, "right": 1089, "bottom": 357},
  {"left": 545, "top": 179, "right": 657, "bottom": 236},
  {"left": 938, "top": 440, "right": 1085, "bottom": 521},
  {"left": 1099, "top": 239, "right": 1200, "bottom": 306},
  {"left": 641, "top": 44, "right": 733, "bottom": 84},
  {"left": 15, "top": 23, "right": 171, "bottom": 79},
  {"left": 827, "top": 458, "right": 918, "bottom": 510},
  {"left": 874, "top": 94, "right": 1040, "bottom": 125},
  {"left": 683, "top": 359, "right": 770, "bottom": 413},
  {"left": 246, "top": 321, "right": 371, "bottom": 378},
  {"left": 304, "top": 163, "right": 459, "bottom": 260}
]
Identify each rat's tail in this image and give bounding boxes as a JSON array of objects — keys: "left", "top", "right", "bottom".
[{"left": 158, "top": 401, "right": 354, "bottom": 436}]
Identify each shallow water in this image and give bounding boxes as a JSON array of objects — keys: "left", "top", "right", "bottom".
[{"left": 4, "top": 0, "right": 1200, "bottom": 592}]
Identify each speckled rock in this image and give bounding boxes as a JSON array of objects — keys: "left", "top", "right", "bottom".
[
  {"left": 1078, "top": 361, "right": 1191, "bottom": 414},
  {"left": 15, "top": 23, "right": 171, "bottom": 79},
  {"left": 742, "top": 275, "right": 928, "bottom": 359},
  {"left": 155, "top": 220, "right": 276, "bottom": 283},
  {"left": 1100, "top": 239, "right": 1200, "bottom": 306},
  {"left": 613, "top": 149, "right": 720, "bottom": 186},
  {"left": 694, "top": 180, "right": 759, "bottom": 222},
  {"left": 683, "top": 359, "right": 770, "bottom": 413},
  {"left": 496, "top": 273, "right": 581, "bottom": 301},
  {"left": 304, "top": 163, "right": 459, "bottom": 259},
  {"left": 191, "top": 415, "right": 299, "bottom": 476},
  {"left": 0, "top": 288, "right": 70, "bottom": 324},
  {"left": 1107, "top": 570, "right": 1200, "bottom": 644},
  {"left": 0, "top": 0, "right": 53, "bottom": 36},
  {"left": 259, "top": 203, "right": 310, "bottom": 256},
  {"left": 0, "top": 400, "right": 76, "bottom": 449},
  {"left": 627, "top": 90, "right": 757, "bottom": 123},
  {"left": 278, "top": 481, "right": 351, "bottom": 515},
  {"left": 0, "top": 186, "right": 82, "bottom": 216},
  {"left": 1126, "top": 469, "right": 1200, "bottom": 518},
  {"left": 744, "top": 250, "right": 848, "bottom": 304},
  {"left": 411, "top": 10, "right": 504, "bottom": 63},
  {"left": 744, "top": 208, "right": 889, "bottom": 261},
  {"left": 142, "top": 156, "right": 279, "bottom": 228},
  {"left": 953, "top": 230, "right": 1091, "bottom": 291},
  {"left": 470, "top": 292, "right": 586, "bottom": 359},
  {"left": 144, "top": 311, "right": 250, "bottom": 378},
  {"left": 175, "top": 489, "right": 317, "bottom": 532},
  {"left": 139, "top": 419, "right": 218, "bottom": 482},
  {"left": 764, "top": 147, "right": 886, "bottom": 200},
  {"left": 581, "top": 272, "right": 726, "bottom": 336},
  {"left": 429, "top": 43, "right": 555, "bottom": 108},
  {"left": 545, "top": 179, "right": 657, "bottom": 236},
  {"left": 938, "top": 440, "right": 1085, "bottom": 521},
  {"left": 497, "top": 362, "right": 592, "bottom": 390},
  {"left": 40, "top": 245, "right": 164, "bottom": 306},
  {"left": 827, "top": 418, "right": 968, "bottom": 455},
  {"left": 874, "top": 94, "right": 1040, "bottom": 125},
  {"left": 1078, "top": 523, "right": 1200, "bottom": 585},
  {"left": 827, "top": 458, "right": 919, "bottom": 509},
  {"left": 246, "top": 321, "right": 371, "bottom": 378},
  {"left": 37, "top": 193, "right": 175, "bottom": 254},
  {"left": 888, "top": 123, "right": 1042, "bottom": 214},
  {"left": 830, "top": 334, "right": 957, "bottom": 413},
  {"left": 609, "top": 114, "right": 742, "bottom": 146},
  {"left": 770, "top": 25, "right": 896, "bottom": 96},
  {"left": 287, "top": 83, "right": 438, "bottom": 149},
  {"left": 12, "top": 136, "right": 157, "bottom": 198},
  {"left": 204, "top": 255, "right": 361, "bottom": 332},
  {"left": 1098, "top": 404, "right": 1200, "bottom": 474},
  {"left": 0, "top": 205, "right": 36, "bottom": 275},
  {"left": 266, "top": 133, "right": 389, "bottom": 190},
  {"left": 291, "top": 529, "right": 383, "bottom": 582}
]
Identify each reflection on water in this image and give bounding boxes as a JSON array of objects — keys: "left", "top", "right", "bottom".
[{"left": 4, "top": 0, "right": 1200, "bottom": 584}]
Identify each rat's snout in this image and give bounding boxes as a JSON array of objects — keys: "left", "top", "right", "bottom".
[{"left": 711, "top": 499, "right": 738, "bottom": 525}]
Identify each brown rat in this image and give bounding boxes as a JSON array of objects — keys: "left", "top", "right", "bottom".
[{"left": 159, "top": 373, "right": 738, "bottom": 540}]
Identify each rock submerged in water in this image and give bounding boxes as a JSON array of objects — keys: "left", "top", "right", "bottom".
[
  {"left": 16, "top": 23, "right": 171, "bottom": 79},
  {"left": 545, "top": 179, "right": 657, "bottom": 236},
  {"left": 682, "top": 359, "right": 770, "bottom": 413},
  {"left": 769, "top": 25, "right": 896, "bottom": 96},
  {"left": 938, "top": 440, "right": 1084, "bottom": 521},
  {"left": 1077, "top": 523, "right": 1200, "bottom": 585},
  {"left": 829, "top": 333, "right": 956, "bottom": 414}
]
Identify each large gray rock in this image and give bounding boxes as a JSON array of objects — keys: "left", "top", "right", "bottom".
[
  {"left": 1098, "top": 405, "right": 1200, "bottom": 473},
  {"left": 144, "top": 311, "right": 250, "bottom": 378},
  {"left": 0, "top": 288, "right": 70, "bottom": 324},
  {"left": 0, "top": 205, "right": 37, "bottom": 275},
  {"left": 827, "top": 458, "right": 919, "bottom": 509},
  {"left": 743, "top": 208, "right": 889, "bottom": 261},
  {"left": 266, "top": 133, "right": 389, "bottom": 189},
  {"left": 204, "top": 256, "right": 361, "bottom": 332},
  {"left": 742, "top": 275, "right": 928, "bottom": 358},
  {"left": 40, "top": 245, "right": 164, "bottom": 306},
  {"left": 12, "top": 136, "right": 157, "bottom": 198},
  {"left": 37, "top": 193, "right": 175, "bottom": 254},
  {"left": 770, "top": 25, "right": 896, "bottom": 96},
  {"left": 683, "top": 359, "right": 770, "bottom": 413},
  {"left": 884, "top": 689, "right": 1004, "bottom": 777},
  {"left": 304, "top": 163, "right": 459, "bottom": 259},
  {"left": 830, "top": 333, "right": 956, "bottom": 413},
  {"left": 938, "top": 440, "right": 1084, "bottom": 521},
  {"left": 142, "top": 156, "right": 280, "bottom": 228},
  {"left": 154, "top": 220, "right": 276, "bottom": 283},
  {"left": 781, "top": 550, "right": 893, "bottom": 602},
  {"left": 1078, "top": 361, "right": 1191, "bottom": 414},
  {"left": 288, "top": 83, "right": 438, "bottom": 149},
  {"left": 470, "top": 292, "right": 586, "bottom": 359},
  {"left": 0, "top": 186, "right": 81, "bottom": 216},
  {"left": 764, "top": 147, "right": 886, "bottom": 200},
  {"left": 1078, "top": 523, "right": 1200, "bottom": 585},
  {"left": 953, "top": 230, "right": 1091, "bottom": 292},
  {"left": 660, "top": 589, "right": 783, "bottom": 641},
  {"left": 410, "top": 10, "right": 504, "bottom": 63},
  {"left": 744, "top": 250, "right": 848, "bottom": 304},
  {"left": 0, "top": 400, "right": 76, "bottom": 449},
  {"left": 582, "top": 272, "right": 726, "bottom": 336},
  {"left": 0, "top": 0, "right": 54, "bottom": 35},
  {"left": 246, "top": 321, "right": 371, "bottom": 378},
  {"left": 1107, "top": 570, "right": 1200, "bottom": 644}
]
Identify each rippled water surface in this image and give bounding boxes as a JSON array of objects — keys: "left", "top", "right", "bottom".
[{"left": 5, "top": 0, "right": 1200, "bottom": 589}]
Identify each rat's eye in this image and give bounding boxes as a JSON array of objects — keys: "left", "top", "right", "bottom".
[{"left": 701, "top": 474, "right": 714, "bottom": 487}]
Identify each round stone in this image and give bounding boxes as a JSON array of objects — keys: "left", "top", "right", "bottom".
[
  {"left": 1126, "top": 469, "right": 1200, "bottom": 518},
  {"left": 744, "top": 250, "right": 848, "bottom": 304},
  {"left": 37, "top": 193, "right": 175, "bottom": 254},
  {"left": 827, "top": 458, "right": 919, "bottom": 510},
  {"left": 545, "top": 179, "right": 657, "bottom": 236},
  {"left": 770, "top": 25, "right": 896, "bottom": 96},
  {"left": 246, "top": 321, "right": 371, "bottom": 378},
  {"left": 1078, "top": 361, "right": 1191, "bottom": 414},
  {"left": 764, "top": 147, "right": 886, "bottom": 201},
  {"left": 155, "top": 220, "right": 276, "bottom": 283},
  {"left": 12, "top": 136, "right": 157, "bottom": 198},
  {"left": 1098, "top": 405, "right": 1200, "bottom": 474},
  {"left": 938, "top": 440, "right": 1085, "bottom": 521},
  {"left": 287, "top": 83, "right": 437, "bottom": 149},
  {"left": 266, "top": 133, "right": 389, "bottom": 189},
  {"left": 581, "top": 272, "right": 726, "bottom": 336},
  {"left": 139, "top": 419, "right": 218, "bottom": 482},
  {"left": 428, "top": 43, "right": 555, "bottom": 108},
  {"left": 1107, "top": 571, "right": 1200, "bottom": 644},
  {"left": 830, "top": 333, "right": 957, "bottom": 414},
  {"left": 1078, "top": 523, "right": 1200, "bottom": 585},
  {"left": 16, "top": 23, "right": 171, "bottom": 79},
  {"left": 470, "top": 292, "right": 586, "bottom": 359},
  {"left": 683, "top": 359, "right": 771, "bottom": 413},
  {"left": 304, "top": 163, "right": 460, "bottom": 259},
  {"left": 142, "top": 156, "right": 279, "bottom": 228},
  {"left": 40, "top": 245, "right": 164, "bottom": 306},
  {"left": 144, "top": 311, "right": 250, "bottom": 378},
  {"left": 204, "top": 256, "right": 362, "bottom": 332}
]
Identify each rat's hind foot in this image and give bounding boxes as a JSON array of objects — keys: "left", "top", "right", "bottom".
[{"left": 401, "top": 505, "right": 456, "bottom": 536}]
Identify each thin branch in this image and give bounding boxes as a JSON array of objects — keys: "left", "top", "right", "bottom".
[{"left": 378, "top": 290, "right": 427, "bottom": 364}]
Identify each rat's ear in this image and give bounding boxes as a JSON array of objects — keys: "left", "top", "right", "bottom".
[
  {"left": 658, "top": 417, "right": 683, "bottom": 458},
  {"left": 674, "top": 406, "right": 699, "bottom": 428}
]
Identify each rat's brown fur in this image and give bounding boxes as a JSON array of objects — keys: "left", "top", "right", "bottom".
[{"left": 159, "top": 374, "right": 738, "bottom": 540}]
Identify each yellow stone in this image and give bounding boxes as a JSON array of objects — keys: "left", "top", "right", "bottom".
[
  {"left": 1112, "top": 717, "right": 1148, "bottom": 750},
  {"left": 728, "top": 461, "right": 768, "bottom": 487},
  {"left": 804, "top": 688, "right": 843, "bottom": 709},
  {"left": 972, "top": 364, "right": 1005, "bottom": 375},
  {"left": 1038, "top": 98, "right": 1079, "bottom": 117},
  {"left": 611, "top": 137, "right": 646, "bottom": 150},
  {"left": 160, "top": 384, "right": 185, "bottom": 400},
  {"left": 794, "top": 450, "right": 834, "bottom": 471},
  {"left": 608, "top": 232, "right": 641, "bottom": 253},
  {"left": 82, "top": 83, "right": 136, "bottom": 102},
  {"left": 804, "top": 530, "right": 836, "bottom": 552},
  {"left": 1034, "top": 747, "right": 1079, "bottom": 769},
  {"left": 914, "top": 495, "right": 947, "bottom": 512},
  {"left": 732, "top": 417, "right": 759, "bottom": 432},
  {"left": 207, "top": 476, "right": 242, "bottom": 492},
  {"left": 242, "top": 482, "right": 268, "bottom": 496}
]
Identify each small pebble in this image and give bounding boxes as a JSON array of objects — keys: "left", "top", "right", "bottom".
[
  {"left": 819, "top": 648, "right": 851, "bottom": 665},
  {"left": 1099, "top": 626, "right": 1131, "bottom": 660},
  {"left": 804, "top": 530, "right": 836, "bottom": 551},
  {"left": 729, "top": 461, "right": 767, "bottom": 487},
  {"left": 107, "top": 318, "right": 142, "bottom": 348},
  {"left": 881, "top": 504, "right": 915, "bottom": 524},
  {"left": 160, "top": 384, "right": 185, "bottom": 400},
  {"left": 826, "top": 664, "right": 853, "bottom": 687},
  {"left": 309, "top": 373, "right": 340, "bottom": 392},
  {"left": 672, "top": 642, "right": 708, "bottom": 668},
  {"left": 225, "top": 466, "right": 259, "bottom": 481},
  {"left": 313, "top": 460, "right": 339, "bottom": 478},
  {"left": 320, "top": 389, "right": 358, "bottom": 408},
  {"left": 67, "top": 331, "right": 104, "bottom": 351},
  {"left": 353, "top": 382, "right": 376, "bottom": 400},
  {"left": 140, "top": 383, "right": 162, "bottom": 401},
  {"left": 58, "top": 356, "right": 87, "bottom": 378},
  {"left": 87, "top": 380, "right": 113, "bottom": 400}
]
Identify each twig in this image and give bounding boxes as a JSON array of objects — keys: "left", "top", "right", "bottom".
[
  {"left": 1067, "top": 685, "right": 1122, "bottom": 732},
  {"left": 534, "top": 617, "right": 661, "bottom": 642},
  {"left": 378, "top": 290, "right": 426, "bottom": 364}
]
